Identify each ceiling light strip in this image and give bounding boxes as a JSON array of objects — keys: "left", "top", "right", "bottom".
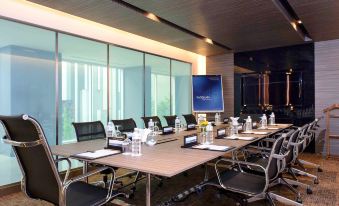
[
  {"left": 271, "top": 0, "right": 312, "bottom": 42},
  {"left": 111, "top": 0, "right": 232, "bottom": 51}
]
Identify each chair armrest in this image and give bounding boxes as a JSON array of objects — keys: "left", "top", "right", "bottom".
[
  {"left": 2, "top": 136, "right": 43, "bottom": 147},
  {"left": 55, "top": 158, "right": 72, "bottom": 184},
  {"left": 61, "top": 166, "right": 116, "bottom": 206}
]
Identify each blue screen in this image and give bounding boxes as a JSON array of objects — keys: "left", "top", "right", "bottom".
[{"left": 192, "top": 75, "right": 224, "bottom": 112}]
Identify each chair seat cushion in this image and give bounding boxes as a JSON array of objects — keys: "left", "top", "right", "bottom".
[
  {"left": 211, "top": 170, "right": 266, "bottom": 196},
  {"left": 66, "top": 181, "right": 112, "bottom": 206}
]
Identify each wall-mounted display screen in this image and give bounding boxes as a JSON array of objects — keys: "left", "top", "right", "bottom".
[{"left": 192, "top": 75, "right": 224, "bottom": 112}]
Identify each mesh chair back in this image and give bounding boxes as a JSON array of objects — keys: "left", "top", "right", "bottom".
[
  {"left": 163, "top": 115, "right": 177, "bottom": 127},
  {"left": 72, "top": 121, "right": 106, "bottom": 142},
  {"left": 182, "top": 114, "right": 197, "bottom": 125},
  {"left": 111, "top": 118, "right": 137, "bottom": 133},
  {"left": 0, "top": 115, "right": 60, "bottom": 205},
  {"left": 284, "top": 129, "right": 300, "bottom": 164},
  {"left": 266, "top": 135, "right": 286, "bottom": 180},
  {"left": 297, "top": 124, "right": 309, "bottom": 153},
  {"left": 141, "top": 116, "right": 163, "bottom": 130}
]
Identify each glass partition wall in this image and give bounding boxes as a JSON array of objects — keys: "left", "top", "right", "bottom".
[
  {"left": 0, "top": 18, "right": 192, "bottom": 186},
  {"left": 0, "top": 19, "right": 56, "bottom": 185}
]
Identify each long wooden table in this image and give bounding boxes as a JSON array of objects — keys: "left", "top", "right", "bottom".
[{"left": 51, "top": 123, "right": 291, "bottom": 206}]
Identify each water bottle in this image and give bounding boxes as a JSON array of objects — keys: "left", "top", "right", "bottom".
[
  {"left": 260, "top": 114, "right": 267, "bottom": 129},
  {"left": 131, "top": 128, "right": 142, "bottom": 156},
  {"left": 122, "top": 137, "right": 132, "bottom": 155},
  {"left": 269, "top": 112, "right": 275, "bottom": 125},
  {"left": 215, "top": 113, "right": 220, "bottom": 125},
  {"left": 106, "top": 122, "right": 114, "bottom": 139},
  {"left": 175, "top": 117, "right": 181, "bottom": 133},
  {"left": 148, "top": 119, "right": 154, "bottom": 131},
  {"left": 205, "top": 122, "right": 214, "bottom": 144},
  {"left": 246, "top": 116, "right": 252, "bottom": 132}
]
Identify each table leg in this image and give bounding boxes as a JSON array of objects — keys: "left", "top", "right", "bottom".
[
  {"left": 146, "top": 173, "right": 151, "bottom": 206},
  {"left": 83, "top": 161, "right": 88, "bottom": 183},
  {"left": 204, "top": 163, "right": 209, "bottom": 181}
]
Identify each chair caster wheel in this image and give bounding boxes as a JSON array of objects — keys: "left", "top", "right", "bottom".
[
  {"left": 314, "top": 179, "right": 319, "bottom": 184},
  {"left": 318, "top": 168, "right": 323, "bottom": 172},
  {"left": 307, "top": 188, "right": 313, "bottom": 194},
  {"left": 296, "top": 197, "right": 302, "bottom": 204}
]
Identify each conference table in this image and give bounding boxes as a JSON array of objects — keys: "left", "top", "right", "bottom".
[{"left": 51, "top": 123, "right": 292, "bottom": 206}]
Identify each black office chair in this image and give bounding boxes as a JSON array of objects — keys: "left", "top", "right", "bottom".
[
  {"left": 72, "top": 121, "right": 122, "bottom": 187},
  {"left": 0, "top": 114, "right": 125, "bottom": 206},
  {"left": 182, "top": 114, "right": 197, "bottom": 125},
  {"left": 207, "top": 135, "right": 301, "bottom": 206},
  {"left": 72, "top": 121, "right": 106, "bottom": 142},
  {"left": 295, "top": 119, "right": 322, "bottom": 173},
  {"left": 141, "top": 116, "right": 163, "bottom": 130},
  {"left": 111, "top": 118, "right": 137, "bottom": 133},
  {"left": 163, "top": 115, "right": 177, "bottom": 127}
]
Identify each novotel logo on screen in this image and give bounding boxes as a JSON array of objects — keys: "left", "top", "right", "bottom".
[{"left": 196, "top": 96, "right": 212, "bottom": 101}]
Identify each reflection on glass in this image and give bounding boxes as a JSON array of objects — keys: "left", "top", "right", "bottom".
[
  {"left": 0, "top": 19, "right": 56, "bottom": 186},
  {"left": 109, "top": 46, "right": 144, "bottom": 127},
  {"left": 145, "top": 54, "right": 171, "bottom": 124},
  {"left": 171, "top": 60, "right": 192, "bottom": 117},
  {"left": 58, "top": 34, "right": 107, "bottom": 144}
]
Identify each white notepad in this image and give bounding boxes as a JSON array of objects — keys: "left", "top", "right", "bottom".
[
  {"left": 267, "top": 127, "right": 279, "bottom": 130},
  {"left": 192, "top": 144, "right": 231, "bottom": 151},
  {"left": 225, "top": 136, "right": 256, "bottom": 141},
  {"left": 253, "top": 131, "right": 269, "bottom": 135},
  {"left": 72, "top": 149, "right": 120, "bottom": 160}
]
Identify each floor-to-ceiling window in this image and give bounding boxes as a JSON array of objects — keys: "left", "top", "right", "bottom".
[
  {"left": 58, "top": 34, "right": 107, "bottom": 144},
  {"left": 171, "top": 60, "right": 192, "bottom": 118},
  {"left": 0, "top": 18, "right": 192, "bottom": 187},
  {"left": 109, "top": 46, "right": 144, "bottom": 127},
  {"left": 145, "top": 54, "right": 171, "bottom": 125},
  {"left": 0, "top": 19, "right": 56, "bottom": 186}
]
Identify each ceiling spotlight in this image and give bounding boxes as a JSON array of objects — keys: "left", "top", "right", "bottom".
[
  {"left": 297, "top": 20, "right": 302, "bottom": 24},
  {"left": 204, "top": 38, "right": 213, "bottom": 44},
  {"left": 145, "top": 13, "right": 160, "bottom": 22}
]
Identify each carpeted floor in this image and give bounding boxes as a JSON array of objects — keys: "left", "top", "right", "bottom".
[{"left": 0, "top": 153, "right": 338, "bottom": 206}]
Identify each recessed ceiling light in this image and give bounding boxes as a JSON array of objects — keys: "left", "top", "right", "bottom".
[
  {"left": 297, "top": 20, "right": 302, "bottom": 24},
  {"left": 204, "top": 38, "right": 213, "bottom": 44},
  {"left": 145, "top": 13, "right": 160, "bottom": 22}
]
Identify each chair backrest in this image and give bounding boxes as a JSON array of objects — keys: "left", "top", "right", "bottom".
[
  {"left": 141, "top": 116, "right": 163, "bottom": 130},
  {"left": 163, "top": 115, "right": 177, "bottom": 127},
  {"left": 111, "top": 118, "right": 137, "bottom": 133},
  {"left": 266, "top": 135, "right": 286, "bottom": 181},
  {"left": 283, "top": 129, "right": 299, "bottom": 165},
  {"left": 182, "top": 114, "right": 197, "bottom": 125},
  {"left": 0, "top": 115, "right": 61, "bottom": 205},
  {"left": 72, "top": 121, "right": 106, "bottom": 142},
  {"left": 297, "top": 124, "right": 309, "bottom": 153}
]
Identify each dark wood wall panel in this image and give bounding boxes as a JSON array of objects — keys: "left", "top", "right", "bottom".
[
  {"left": 206, "top": 53, "right": 234, "bottom": 118},
  {"left": 315, "top": 40, "right": 339, "bottom": 155}
]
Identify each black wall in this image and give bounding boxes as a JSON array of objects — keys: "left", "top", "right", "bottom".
[{"left": 234, "top": 43, "right": 315, "bottom": 126}]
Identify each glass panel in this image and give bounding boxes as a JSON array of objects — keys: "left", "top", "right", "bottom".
[
  {"left": 109, "top": 46, "right": 144, "bottom": 127},
  {"left": 0, "top": 19, "right": 56, "bottom": 186},
  {"left": 145, "top": 54, "right": 171, "bottom": 126},
  {"left": 171, "top": 60, "right": 192, "bottom": 118},
  {"left": 58, "top": 34, "right": 107, "bottom": 144}
]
